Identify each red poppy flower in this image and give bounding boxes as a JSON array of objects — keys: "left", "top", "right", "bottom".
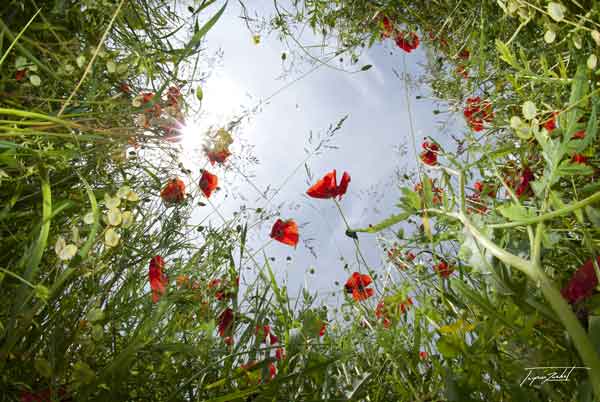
[
  {"left": 319, "top": 323, "right": 326, "bottom": 337},
  {"left": 206, "top": 149, "right": 231, "bottom": 166},
  {"left": 15, "top": 69, "right": 27, "bottom": 82},
  {"left": 406, "top": 252, "right": 416, "bottom": 261},
  {"left": 434, "top": 261, "right": 454, "bottom": 278},
  {"left": 167, "top": 86, "right": 181, "bottom": 106},
  {"left": 543, "top": 112, "right": 558, "bottom": 132},
  {"left": 419, "top": 351, "right": 428, "bottom": 360},
  {"left": 256, "top": 325, "right": 278, "bottom": 344},
  {"left": 561, "top": 257, "right": 600, "bottom": 304},
  {"left": 306, "top": 169, "right": 351, "bottom": 200},
  {"left": 381, "top": 16, "right": 394, "bottom": 38},
  {"left": 275, "top": 347, "right": 286, "bottom": 360},
  {"left": 141, "top": 92, "right": 155, "bottom": 104},
  {"left": 119, "top": 82, "right": 131, "bottom": 94},
  {"left": 199, "top": 169, "right": 218, "bottom": 198},
  {"left": 270, "top": 219, "right": 299, "bottom": 247},
  {"left": 572, "top": 154, "right": 588, "bottom": 164},
  {"left": 573, "top": 130, "right": 586, "bottom": 139},
  {"left": 149, "top": 255, "right": 168, "bottom": 303},
  {"left": 458, "top": 49, "right": 470, "bottom": 60},
  {"left": 455, "top": 65, "right": 469, "bottom": 79},
  {"left": 161, "top": 178, "right": 186, "bottom": 204},
  {"left": 218, "top": 308, "right": 234, "bottom": 337},
  {"left": 395, "top": 31, "right": 419, "bottom": 53},
  {"left": 267, "top": 362, "right": 277, "bottom": 381},
  {"left": 515, "top": 168, "right": 534, "bottom": 198},
  {"left": 463, "top": 97, "right": 493, "bottom": 132},
  {"left": 420, "top": 141, "right": 439, "bottom": 166},
  {"left": 224, "top": 336, "right": 233, "bottom": 346},
  {"left": 345, "top": 272, "right": 375, "bottom": 301}
]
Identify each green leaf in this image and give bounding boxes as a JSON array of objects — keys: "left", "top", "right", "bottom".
[
  {"left": 564, "top": 64, "right": 589, "bottom": 136},
  {"left": 497, "top": 203, "right": 534, "bottom": 221},
  {"left": 557, "top": 160, "right": 594, "bottom": 176},
  {"left": 350, "top": 211, "right": 412, "bottom": 234},
  {"left": 196, "top": 86, "right": 203, "bottom": 101},
  {"left": 34, "top": 358, "right": 52, "bottom": 378},
  {"left": 361, "top": 64, "right": 373, "bottom": 71},
  {"left": 586, "top": 206, "right": 600, "bottom": 227},
  {"left": 495, "top": 39, "right": 517, "bottom": 68}
]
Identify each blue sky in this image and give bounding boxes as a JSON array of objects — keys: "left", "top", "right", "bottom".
[{"left": 179, "top": 1, "right": 459, "bottom": 309}]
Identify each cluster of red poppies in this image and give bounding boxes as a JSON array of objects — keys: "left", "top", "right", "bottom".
[
  {"left": 463, "top": 97, "right": 493, "bottom": 132},
  {"left": 380, "top": 16, "right": 420, "bottom": 53}
]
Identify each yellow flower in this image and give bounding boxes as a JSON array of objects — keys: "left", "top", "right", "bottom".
[{"left": 55, "top": 236, "right": 78, "bottom": 261}]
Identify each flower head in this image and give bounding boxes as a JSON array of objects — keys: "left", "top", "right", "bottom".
[
  {"left": 420, "top": 141, "right": 439, "bottom": 166},
  {"left": 572, "top": 153, "right": 588, "bottom": 164},
  {"left": 515, "top": 168, "right": 535, "bottom": 198},
  {"left": 199, "top": 169, "right": 218, "bottom": 198},
  {"left": 306, "top": 169, "right": 351, "bottom": 200},
  {"left": 270, "top": 219, "right": 299, "bottom": 247},
  {"left": 345, "top": 272, "right": 375, "bottom": 301},
  {"left": 149, "top": 255, "right": 167, "bottom": 303},
  {"left": 161, "top": 178, "right": 186, "bottom": 204},
  {"left": 218, "top": 308, "right": 234, "bottom": 337},
  {"left": 394, "top": 31, "right": 419, "bottom": 53},
  {"left": 561, "top": 257, "right": 600, "bottom": 304},
  {"left": 381, "top": 16, "right": 394, "bottom": 38},
  {"left": 434, "top": 261, "right": 454, "bottom": 278},
  {"left": 463, "top": 97, "right": 493, "bottom": 132}
]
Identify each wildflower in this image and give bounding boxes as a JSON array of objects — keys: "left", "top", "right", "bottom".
[
  {"left": 119, "top": 82, "right": 131, "bottom": 94},
  {"left": 319, "top": 323, "right": 327, "bottom": 337},
  {"left": 562, "top": 257, "right": 600, "bottom": 304},
  {"left": 406, "top": 252, "right": 416, "bottom": 261},
  {"left": 106, "top": 208, "right": 122, "bottom": 226},
  {"left": 270, "top": 219, "right": 299, "bottom": 247},
  {"left": 455, "top": 65, "right": 468, "bottom": 79},
  {"left": 306, "top": 169, "right": 351, "bottom": 200},
  {"left": 104, "top": 228, "right": 120, "bottom": 247},
  {"left": 394, "top": 31, "right": 419, "bottom": 53},
  {"left": 199, "top": 169, "right": 218, "bottom": 198},
  {"left": 166, "top": 86, "right": 181, "bottom": 106},
  {"left": 458, "top": 49, "right": 470, "bottom": 60},
  {"left": 55, "top": 236, "right": 78, "bottom": 261},
  {"left": 205, "top": 128, "right": 233, "bottom": 166},
  {"left": 206, "top": 150, "right": 231, "bottom": 165},
  {"left": 83, "top": 212, "right": 95, "bottom": 225},
  {"left": 15, "top": 69, "right": 27, "bottom": 81},
  {"left": 463, "top": 97, "right": 493, "bottom": 132},
  {"left": 224, "top": 336, "right": 233, "bottom": 345},
  {"left": 572, "top": 154, "right": 588, "bottom": 164},
  {"left": 121, "top": 211, "right": 134, "bottom": 228},
  {"left": 104, "top": 193, "right": 120, "bottom": 209},
  {"left": 149, "top": 255, "right": 167, "bottom": 303},
  {"left": 256, "top": 325, "right": 279, "bottom": 345},
  {"left": 381, "top": 16, "right": 394, "bottom": 38},
  {"left": 344, "top": 272, "right": 375, "bottom": 301},
  {"left": 419, "top": 351, "right": 428, "bottom": 360},
  {"left": 543, "top": 112, "right": 558, "bottom": 133},
  {"left": 275, "top": 347, "right": 286, "bottom": 360},
  {"left": 434, "top": 261, "right": 454, "bottom": 278},
  {"left": 420, "top": 141, "right": 439, "bottom": 166},
  {"left": 515, "top": 168, "right": 535, "bottom": 198},
  {"left": 218, "top": 308, "right": 234, "bottom": 337},
  {"left": 160, "top": 178, "right": 186, "bottom": 204},
  {"left": 573, "top": 130, "right": 586, "bottom": 139}
]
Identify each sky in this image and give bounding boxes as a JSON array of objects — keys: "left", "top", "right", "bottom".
[{"left": 177, "top": 0, "right": 458, "bottom": 310}]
